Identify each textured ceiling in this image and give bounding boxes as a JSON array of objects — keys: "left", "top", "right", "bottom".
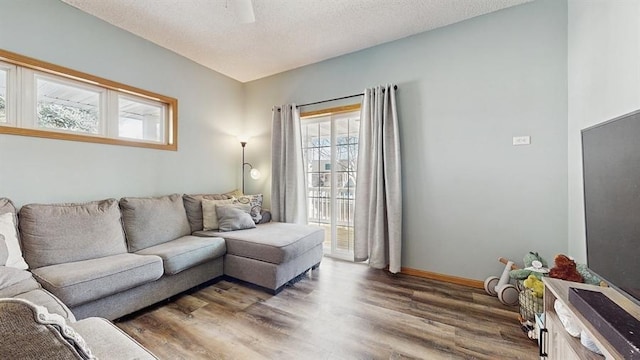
[{"left": 60, "top": 0, "right": 532, "bottom": 83}]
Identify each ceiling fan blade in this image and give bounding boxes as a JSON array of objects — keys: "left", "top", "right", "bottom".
[{"left": 228, "top": 0, "right": 255, "bottom": 24}]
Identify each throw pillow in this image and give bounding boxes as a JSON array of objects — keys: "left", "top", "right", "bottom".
[
  {"left": 234, "top": 194, "right": 263, "bottom": 223},
  {"left": 0, "top": 234, "right": 7, "bottom": 266},
  {"left": 224, "top": 189, "right": 244, "bottom": 198},
  {"left": 216, "top": 204, "right": 256, "bottom": 232},
  {"left": 0, "top": 212, "right": 28, "bottom": 270},
  {"left": 202, "top": 198, "right": 236, "bottom": 231}
]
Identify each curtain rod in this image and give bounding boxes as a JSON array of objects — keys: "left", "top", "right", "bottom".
[{"left": 297, "top": 85, "right": 398, "bottom": 108}]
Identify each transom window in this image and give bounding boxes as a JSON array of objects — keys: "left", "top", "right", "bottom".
[{"left": 0, "top": 49, "right": 177, "bottom": 150}]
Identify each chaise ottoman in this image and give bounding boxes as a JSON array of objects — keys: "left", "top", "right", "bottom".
[{"left": 194, "top": 222, "right": 324, "bottom": 293}]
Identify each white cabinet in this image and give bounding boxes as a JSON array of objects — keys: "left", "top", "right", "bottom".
[{"left": 541, "top": 278, "right": 640, "bottom": 359}]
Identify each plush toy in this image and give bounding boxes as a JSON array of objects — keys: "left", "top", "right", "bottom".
[
  {"left": 549, "top": 254, "right": 583, "bottom": 283},
  {"left": 576, "top": 263, "right": 605, "bottom": 286},
  {"left": 523, "top": 274, "right": 544, "bottom": 298},
  {"left": 509, "top": 252, "right": 549, "bottom": 280}
]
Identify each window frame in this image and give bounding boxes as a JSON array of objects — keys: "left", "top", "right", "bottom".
[
  {"left": 0, "top": 49, "right": 177, "bottom": 151},
  {"left": 301, "top": 103, "right": 361, "bottom": 260},
  {"left": 0, "top": 61, "right": 17, "bottom": 126}
]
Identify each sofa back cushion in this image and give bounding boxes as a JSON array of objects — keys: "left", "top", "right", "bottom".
[
  {"left": 19, "top": 199, "right": 127, "bottom": 269},
  {"left": 183, "top": 193, "right": 233, "bottom": 233},
  {"left": 120, "top": 194, "right": 191, "bottom": 252}
]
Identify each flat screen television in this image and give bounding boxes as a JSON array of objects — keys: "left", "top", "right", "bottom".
[{"left": 582, "top": 109, "right": 640, "bottom": 306}]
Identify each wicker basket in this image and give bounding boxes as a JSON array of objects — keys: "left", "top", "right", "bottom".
[{"left": 519, "top": 289, "right": 543, "bottom": 322}]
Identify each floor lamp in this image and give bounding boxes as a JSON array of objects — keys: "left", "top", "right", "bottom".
[{"left": 241, "top": 140, "right": 260, "bottom": 194}]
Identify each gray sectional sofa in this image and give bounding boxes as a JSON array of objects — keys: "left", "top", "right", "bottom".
[
  {"left": 19, "top": 194, "right": 228, "bottom": 321},
  {"left": 0, "top": 198, "right": 156, "bottom": 359},
  {"left": 0, "top": 192, "right": 324, "bottom": 358}
]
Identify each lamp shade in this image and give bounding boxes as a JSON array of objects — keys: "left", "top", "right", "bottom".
[{"left": 250, "top": 168, "right": 261, "bottom": 180}]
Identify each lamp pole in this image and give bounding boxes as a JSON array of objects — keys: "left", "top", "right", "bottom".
[{"left": 241, "top": 141, "right": 247, "bottom": 194}]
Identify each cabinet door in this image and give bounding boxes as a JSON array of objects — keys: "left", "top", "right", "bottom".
[{"left": 546, "top": 313, "right": 580, "bottom": 360}]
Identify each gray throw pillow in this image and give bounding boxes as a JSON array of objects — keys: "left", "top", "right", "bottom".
[
  {"left": 216, "top": 204, "right": 256, "bottom": 232},
  {"left": 0, "top": 234, "right": 7, "bottom": 266}
]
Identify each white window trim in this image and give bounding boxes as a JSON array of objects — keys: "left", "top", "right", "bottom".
[
  {"left": 0, "top": 61, "right": 17, "bottom": 126},
  {"left": 301, "top": 106, "right": 361, "bottom": 261}
]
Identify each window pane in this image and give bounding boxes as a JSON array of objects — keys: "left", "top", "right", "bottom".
[
  {"left": 302, "top": 122, "right": 319, "bottom": 148},
  {"left": 119, "top": 96, "right": 164, "bottom": 142},
  {"left": 349, "top": 117, "right": 360, "bottom": 137},
  {"left": 37, "top": 77, "right": 100, "bottom": 134},
  {"left": 0, "top": 69, "right": 6, "bottom": 123}
]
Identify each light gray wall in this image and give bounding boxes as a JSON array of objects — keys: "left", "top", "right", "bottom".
[
  {"left": 0, "top": 0, "right": 573, "bottom": 282},
  {"left": 567, "top": 0, "right": 640, "bottom": 263},
  {"left": 245, "top": 0, "right": 568, "bottom": 280},
  {"left": 0, "top": 0, "right": 244, "bottom": 207}
]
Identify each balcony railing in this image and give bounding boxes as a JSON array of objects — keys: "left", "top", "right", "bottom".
[{"left": 307, "top": 187, "right": 355, "bottom": 226}]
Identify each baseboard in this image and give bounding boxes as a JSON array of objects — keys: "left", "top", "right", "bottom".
[{"left": 401, "top": 267, "right": 484, "bottom": 289}]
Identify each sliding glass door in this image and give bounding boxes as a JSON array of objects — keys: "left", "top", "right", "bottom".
[{"left": 302, "top": 110, "right": 359, "bottom": 260}]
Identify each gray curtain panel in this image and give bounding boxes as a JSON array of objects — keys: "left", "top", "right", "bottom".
[
  {"left": 271, "top": 104, "right": 308, "bottom": 224},
  {"left": 354, "top": 85, "right": 402, "bottom": 273}
]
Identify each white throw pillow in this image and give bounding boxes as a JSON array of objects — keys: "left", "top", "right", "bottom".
[
  {"left": 0, "top": 212, "right": 28, "bottom": 269},
  {"left": 234, "top": 194, "right": 263, "bottom": 223},
  {"left": 202, "top": 198, "right": 236, "bottom": 231}
]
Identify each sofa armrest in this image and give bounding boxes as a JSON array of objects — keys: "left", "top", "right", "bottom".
[
  {"left": 72, "top": 317, "right": 157, "bottom": 359},
  {"left": 0, "top": 298, "right": 92, "bottom": 359},
  {"left": 258, "top": 210, "right": 272, "bottom": 224}
]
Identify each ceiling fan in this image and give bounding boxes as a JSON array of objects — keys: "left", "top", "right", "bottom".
[{"left": 227, "top": 0, "right": 255, "bottom": 24}]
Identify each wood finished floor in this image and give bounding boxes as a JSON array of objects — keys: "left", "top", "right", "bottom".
[{"left": 116, "top": 258, "right": 538, "bottom": 359}]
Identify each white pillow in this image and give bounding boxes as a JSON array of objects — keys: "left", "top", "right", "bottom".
[
  {"left": 0, "top": 212, "right": 29, "bottom": 269},
  {"left": 234, "top": 194, "right": 263, "bottom": 223},
  {"left": 202, "top": 198, "right": 236, "bottom": 231}
]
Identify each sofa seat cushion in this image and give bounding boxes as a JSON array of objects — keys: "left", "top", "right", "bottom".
[
  {"left": 32, "top": 253, "right": 163, "bottom": 307},
  {"left": 0, "top": 266, "right": 40, "bottom": 297},
  {"left": 136, "top": 235, "right": 226, "bottom": 275},
  {"left": 195, "top": 222, "right": 324, "bottom": 264}
]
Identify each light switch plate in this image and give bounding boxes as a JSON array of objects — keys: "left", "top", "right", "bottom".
[{"left": 513, "top": 136, "right": 531, "bottom": 146}]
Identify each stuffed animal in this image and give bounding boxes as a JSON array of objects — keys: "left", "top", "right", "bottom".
[
  {"left": 576, "top": 263, "right": 605, "bottom": 286},
  {"left": 523, "top": 274, "right": 544, "bottom": 298},
  {"left": 549, "top": 254, "right": 583, "bottom": 283},
  {"left": 510, "top": 252, "right": 549, "bottom": 280}
]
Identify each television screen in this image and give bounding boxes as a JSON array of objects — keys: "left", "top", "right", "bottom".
[{"left": 582, "top": 109, "right": 640, "bottom": 305}]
